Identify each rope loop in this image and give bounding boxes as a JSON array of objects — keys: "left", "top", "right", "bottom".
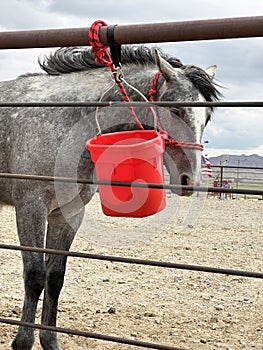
[
  {"left": 88, "top": 20, "right": 112, "bottom": 67},
  {"left": 88, "top": 20, "right": 144, "bottom": 130}
]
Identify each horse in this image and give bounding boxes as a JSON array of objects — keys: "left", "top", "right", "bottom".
[{"left": 0, "top": 45, "right": 220, "bottom": 349}]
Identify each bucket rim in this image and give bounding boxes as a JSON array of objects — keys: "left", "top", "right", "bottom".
[{"left": 86, "top": 129, "right": 168, "bottom": 149}]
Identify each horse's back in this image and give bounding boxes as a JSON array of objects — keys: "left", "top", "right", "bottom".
[
  {"left": 0, "top": 72, "right": 98, "bottom": 207},
  {"left": 0, "top": 75, "right": 66, "bottom": 205}
]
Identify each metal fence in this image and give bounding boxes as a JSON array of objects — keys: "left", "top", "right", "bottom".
[
  {"left": 0, "top": 16, "right": 263, "bottom": 350},
  {"left": 1, "top": 15, "right": 263, "bottom": 49},
  {"left": 206, "top": 165, "right": 263, "bottom": 199}
]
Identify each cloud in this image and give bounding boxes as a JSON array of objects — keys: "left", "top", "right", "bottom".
[
  {"left": 0, "top": 0, "right": 57, "bottom": 29},
  {"left": 203, "top": 108, "right": 263, "bottom": 151},
  {"left": 0, "top": 49, "right": 46, "bottom": 80},
  {"left": 46, "top": 0, "right": 263, "bottom": 23}
]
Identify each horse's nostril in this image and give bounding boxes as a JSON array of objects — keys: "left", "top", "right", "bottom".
[
  {"left": 180, "top": 174, "right": 190, "bottom": 186},
  {"left": 180, "top": 174, "right": 194, "bottom": 196}
]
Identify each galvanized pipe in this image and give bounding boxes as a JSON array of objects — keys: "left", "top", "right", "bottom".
[
  {"left": 1, "top": 101, "right": 263, "bottom": 108},
  {"left": 0, "top": 318, "right": 184, "bottom": 350},
  {"left": 0, "top": 16, "right": 263, "bottom": 49},
  {"left": 1, "top": 244, "right": 263, "bottom": 279},
  {"left": 0, "top": 172, "right": 262, "bottom": 196}
]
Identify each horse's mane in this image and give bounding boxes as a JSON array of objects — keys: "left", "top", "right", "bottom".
[{"left": 39, "top": 46, "right": 220, "bottom": 102}]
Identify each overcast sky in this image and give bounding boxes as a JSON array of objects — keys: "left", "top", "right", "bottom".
[{"left": 0, "top": 0, "right": 262, "bottom": 157}]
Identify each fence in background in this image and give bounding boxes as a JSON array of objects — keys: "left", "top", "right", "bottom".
[{"left": 207, "top": 165, "right": 263, "bottom": 199}]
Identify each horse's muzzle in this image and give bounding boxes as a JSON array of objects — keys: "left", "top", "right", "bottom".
[
  {"left": 180, "top": 174, "right": 195, "bottom": 196},
  {"left": 170, "top": 173, "right": 198, "bottom": 196}
]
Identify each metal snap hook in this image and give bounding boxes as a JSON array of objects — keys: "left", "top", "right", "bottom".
[{"left": 112, "top": 65, "right": 123, "bottom": 83}]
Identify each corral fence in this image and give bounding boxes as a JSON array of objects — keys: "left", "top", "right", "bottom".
[
  {"left": 1, "top": 16, "right": 263, "bottom": 350},
  {"left": 208, "top": 165, "right": 263, "bottom": 200}
]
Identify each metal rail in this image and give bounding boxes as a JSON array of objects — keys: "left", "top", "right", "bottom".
[
  {"left": 1, "top": 101, "right": 263, "bottom": 108},
  {"left": 0, "top": 318, "right": 184, "bottom": 350},
  {"left": 212, "top": 165, "right": 263, "bottom": 170},
  {"left": 0, "top": 172, "right": 262, "bottom": 196},
  {"left": 0, "top": 16, "right": 263, "bottom": 49},
  {"left": 0, "top": 244, "right": 262, "bottom": 279}
]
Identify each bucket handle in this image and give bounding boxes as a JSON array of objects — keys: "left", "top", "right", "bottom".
[
  {"left": 95, "top": 79, "right": 159, "bottom": 135},
  {"left": 122, "top": 78, "right": 159, "bottom": 131},
  {"left": 95, "top": 82, "right": 116, "bottom": 135}
]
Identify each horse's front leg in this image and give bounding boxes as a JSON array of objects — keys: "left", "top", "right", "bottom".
[
  {"left": 39, "top": 208, "right": 84, "bottom": 350},
  {"left": 12, "top": 198, "right": 47, "bottom": 350}
]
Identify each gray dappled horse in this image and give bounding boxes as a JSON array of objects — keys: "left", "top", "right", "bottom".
[{"left": 0, "top": 46, "right": 220, "bottom": 349}]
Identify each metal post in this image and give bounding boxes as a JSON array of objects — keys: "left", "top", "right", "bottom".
[
  {"left": 220, "top": 165, "right": 224, "bottom": 188},
  {"left": 0, "top": 16, "right": 263, "bottom": 49}
]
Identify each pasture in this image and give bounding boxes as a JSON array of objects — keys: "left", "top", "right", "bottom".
[{"left": 1, "top": 195, "right": 262, "bottom": 349}]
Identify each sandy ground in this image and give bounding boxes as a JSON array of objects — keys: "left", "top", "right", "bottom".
[{"left": 0, "top": 193, "right": 262, "bottom": 350}]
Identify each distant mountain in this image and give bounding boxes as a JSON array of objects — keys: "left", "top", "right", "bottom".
[{"left": 209, "top": 154, "right": 263, "bottom": 168}]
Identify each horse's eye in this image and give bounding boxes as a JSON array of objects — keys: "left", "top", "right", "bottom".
[{"left": 170, "top": 108, "right": 180, "bottom": 118}]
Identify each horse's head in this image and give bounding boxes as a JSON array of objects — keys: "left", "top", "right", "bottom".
[{"left": 154, "top": 49, "right": 220, "bottom": 195}]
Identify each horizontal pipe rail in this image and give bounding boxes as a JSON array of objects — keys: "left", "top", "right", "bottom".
[
  {"left": 1, "top": 244, "right": 262, "bottom": 279},
  {"left": 0, "top": 101, "right": 263, "bottom": 108},
  {"left": 0, "top": 16, "right": 263, "bottom": 49},
  {"left": 212, "top": 165, "right": 263, "bottom": 170},
  {"left": 0, "top": 173, "right": 262, "bottom": 196},
  {"left": 0, "top": 318, "right": 184, "bottom": 350}
]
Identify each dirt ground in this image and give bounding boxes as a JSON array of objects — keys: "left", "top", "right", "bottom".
[{"left": 0, "top": 193, "right": 262, "bottom": 350}]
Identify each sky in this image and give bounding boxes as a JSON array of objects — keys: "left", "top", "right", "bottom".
[{"left": 0, "top": 0, "right": 262, "bottom": 158}]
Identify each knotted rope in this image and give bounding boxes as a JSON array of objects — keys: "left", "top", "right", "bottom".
[{"left": 89, "top": 20, "right": 144, "bottom": 130}]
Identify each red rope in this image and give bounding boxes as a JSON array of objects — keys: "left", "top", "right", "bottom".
[
  {"left": 148, "top": 71, "right": 161, "bottom": 102},
  {"left": 89, "top": 20, "right": 143, "bottom": 130},
  {"left": 166, "top": 139, "right": 204, "bottom": 151},
  {"left": 148, "top": 72, "right": 204, "bottom": 151},
  {"left": 88, "top": 20, "right": 112, "bottom": 67}
]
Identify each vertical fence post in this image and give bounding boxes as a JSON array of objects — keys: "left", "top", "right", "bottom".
[{"left": 220, "top": 166, "right": 224, "bottom": 188}]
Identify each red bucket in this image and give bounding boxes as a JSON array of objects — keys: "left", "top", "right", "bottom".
[{"left": 86, "top": 130, "right": 167, "bottom": 217}]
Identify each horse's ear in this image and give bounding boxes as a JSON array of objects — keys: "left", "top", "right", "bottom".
[
  {"left": 205, "top": 65, "right": 217, "bottom": 80},
  {"left": 154, "top": 48, "right": 175, "bottom": 81}
]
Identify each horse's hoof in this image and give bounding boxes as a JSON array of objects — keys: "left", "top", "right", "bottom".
[
  {"left": 11, "top": 340, "right": 17, "bottom": 350},
  {"left": 11, "top": 337, "right": 34, "bottom": 350},
  {"left": 40, "top": 330, "right": 61, "bottom": 350}
]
